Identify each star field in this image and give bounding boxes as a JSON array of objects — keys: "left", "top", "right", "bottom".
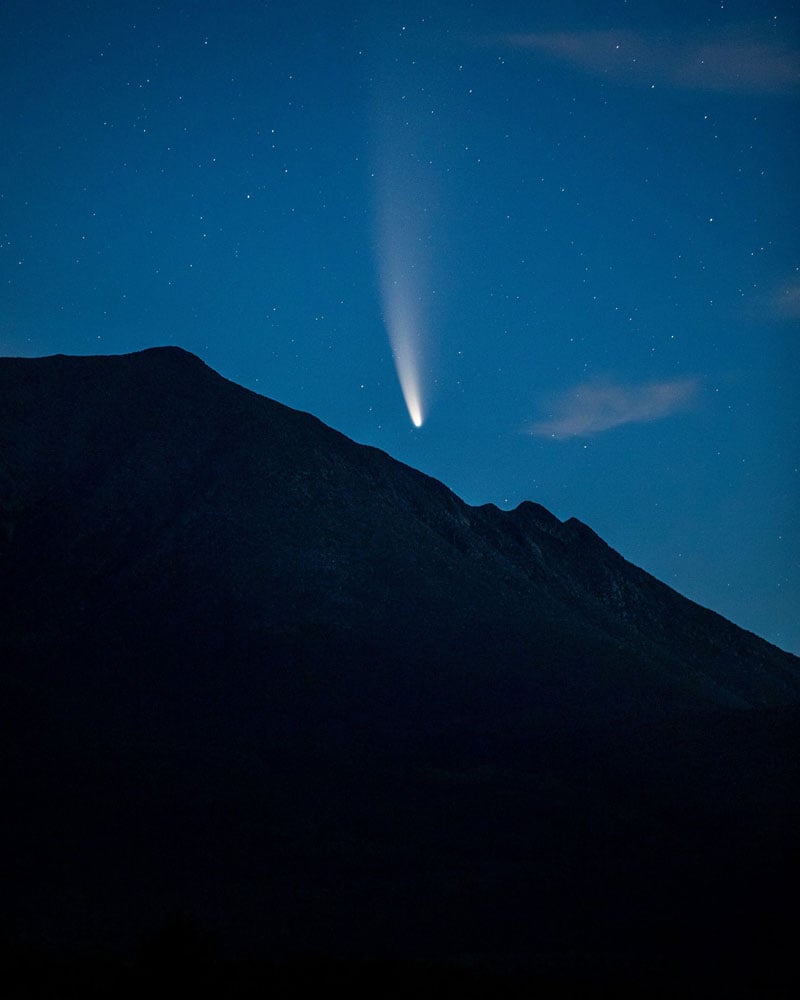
[{"left": 2, "top": 0, "right": 798, "bottom": 652}]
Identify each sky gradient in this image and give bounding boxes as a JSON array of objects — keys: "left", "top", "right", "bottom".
[{"left": 2, "top": 0, "right": 798, "bottom": 653}]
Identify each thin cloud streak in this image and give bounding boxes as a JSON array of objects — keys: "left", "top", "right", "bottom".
[
  {"left": 500, "top": 28, "right": 800, "bottom": 94},
  {"left": 529, "top": 378, "right": 699, "bottom": 439},
  {"left": 773, "top": 280, "right": 800, "bottom": 319}
]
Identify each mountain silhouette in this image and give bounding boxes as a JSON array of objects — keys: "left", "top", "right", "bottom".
[{"left": 1, "top": 347, "right": 797, "bottom": 995}]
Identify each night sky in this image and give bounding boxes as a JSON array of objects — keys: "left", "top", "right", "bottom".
[{"left": 3, "top": 1, "right": 798, "bottom": 653}]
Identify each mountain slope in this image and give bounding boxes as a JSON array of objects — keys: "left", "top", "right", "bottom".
[
  {"left": 1, "top": 347, "right": 797, "bottom": 992},
  {"left": 1, "top": 347, "right": 795, "bottom": 716}
]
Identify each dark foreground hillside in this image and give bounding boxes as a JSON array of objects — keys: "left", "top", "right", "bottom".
[{"left": 1, "top": 347, "right": 798, "bottom": 995}]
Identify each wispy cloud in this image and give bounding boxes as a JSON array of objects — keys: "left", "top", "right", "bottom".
[
  {"left": 772, "top": 279, "right": 800, "bottom": 319},
  {"left": 499, "top": 28, "right": 800, "bottom": 94},
  {"left": 528, "top": 378, "right": 698, "bottom": 439}
]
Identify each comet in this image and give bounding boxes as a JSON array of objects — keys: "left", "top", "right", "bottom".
[
  {"left": 373, "top": 141, "right": 432, "bottom": 428},
  {"left": 378, "top": 257, "right": 425, "bottom": 427}
]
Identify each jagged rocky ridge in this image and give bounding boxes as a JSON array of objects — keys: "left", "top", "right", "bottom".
[{"left": 1, "top": 347, "right": 798, "bottom": 992}]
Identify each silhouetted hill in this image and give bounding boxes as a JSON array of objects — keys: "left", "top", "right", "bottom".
[{"left": 1, "top": 347, "right": 798, "bottom": 995}]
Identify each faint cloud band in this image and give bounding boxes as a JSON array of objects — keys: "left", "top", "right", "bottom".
[
  {"left": 529, "top": 378, "right": 699, "bottom": 439},
  {"left": 773, "top": 280, "right": 800, "bottom": 319},
  {"left": 497, "top": 28, "right": 800, "bottom": 94}
]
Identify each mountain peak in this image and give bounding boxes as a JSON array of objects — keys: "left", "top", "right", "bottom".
[{"left": 2, "top": 345, "right": 796, "bottom": 713}]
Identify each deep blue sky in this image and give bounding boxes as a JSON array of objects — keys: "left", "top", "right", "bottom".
[{"left": 3, "top": 1, "right": 798, "bottom": 653}]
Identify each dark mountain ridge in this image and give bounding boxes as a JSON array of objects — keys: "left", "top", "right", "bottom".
[
  {"left": 1, "top": 347, "right": 798, "bottom": 994},
  {"left": 2, "top": 347, "right": 795, "bottom": 712}
]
